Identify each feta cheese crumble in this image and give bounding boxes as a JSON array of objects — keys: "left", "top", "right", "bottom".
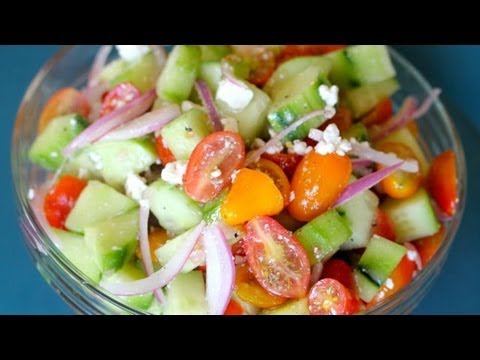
[
  {"left": 161, "top": 160, "right": 188, "bottom": 186},
  {"left": 318, "top": 85, "right": 339, "bottom": 108},
  {"left": 221, "top": 117, "right": 239, "bottom": 133},
  {"left": 385, "top": 278, "right": 395, "bottom": 290},
  {"left": 88, "top": 152, "right": 103, "bottom": 170},
  {"left": 116, "top": 45, "right": 150, "bottom": 62},
  {"left": 287, "top": 140, "right": 313, "bottom": 156},
  {"left": 210, "top": 167, "right": 222, "bottom": 179},
  {"left": 216, "top": 79, "right": 253, "bottom": 112},
  {"left": 125, "top": 173, "right": 147, "bottom": 202},
  {"left": 308, "top": 124, "right": 352, "bottom": 156}
]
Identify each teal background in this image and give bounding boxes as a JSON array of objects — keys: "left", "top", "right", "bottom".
[{"left": 1, "top": 45, "right": 479, "bottom": 314}]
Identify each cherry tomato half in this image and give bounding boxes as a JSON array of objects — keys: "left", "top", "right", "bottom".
[
  {"left": 261, "top": 153, "right": 303, "bottom": 179},
  {"left": 44, "top": 175, "right": 87, "bottom": 230},
  {"left": 309, "top": 278, "right": 359, "bottom": 315},
  {"left": 155, "top": 135, "right": 176, "bottom": 165},
  {"left": 100, "top": 82, "right": 141, "bottom": 117},
  {"left": 321, "top": 259, "right": 355, "bottom": 291},
  {"left": 427, "top": 150, "right": 458, "bottom": 217},
  {"left": 372, "top": 209, "right": 396, "bottom": 241},
  {"left": 243, "top": 216, "right": 310, "bottom": 299},
  {"left": 184, "top": 131, "right": 245, "bottom": 203},
  {"left": 248, "top": 158, "right": 291, "bottom": 206}
]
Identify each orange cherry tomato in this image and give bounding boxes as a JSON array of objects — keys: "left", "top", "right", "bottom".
[
  {"left": 224, "top": 298, "right": 244, "bottom": 315},
  {"left": 309, "top": 278, "right": 359, "bottom": 315},
  {"left": 135, "top": 229, "right": 169, "bottom": 264},
  {"left": 361, "top": 98, "right": 393, "bottom": 126},
  {"left": 288, "top": 152, "right": 352, "bottom": 222},
  {"left": 243, "top": 217, "right": 311, "bottom": 299},
  {"left": 261, "top": 153, "right": 303, "bottom": 179},
  {"left": 372, "top": 209, "right": 396, "bottom": 241},
  {"left": 321, "top": 259, "right": 355, "bottom": 291},
  {"left": 184, "top": 131, "right": 245, "bottom": 203},
  {"left": 248, "top": 158, "right": 291, "bottom": 206},
  {"left": 234, "top": 264, "right": 286, "bottom": 309},
  {"left": 38, "top": 87, "right": 91, "bottom": 132},
  {"left": 413, "top": 225, "right": 446, "bottom": 266},
  {"left": 44, "top": 175, "right": 87, "bottom": 230},
  {"left": 100, "top": 82, "right": 141, "bottom": 117},
  {"left": 221, "top": 168, "right": 284, "bottom": 226},
  {"left": 231, "top": 46, "right": 277, "bottom": 87},
  {"left": 427, "top": 150, "right": 458, "bottom": 217},
  {"left": 375, "top": 142, "right": 422, "bottom": 199},
  {"left": 320, "top": 107, "right": 353, "bottom": 134},
  {"left": 154, "top": 135, "right": 176, "bottom": 165}
]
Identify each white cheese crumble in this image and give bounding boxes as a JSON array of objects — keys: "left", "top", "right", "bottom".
[
  {"left": 27, "top": 188, "right": 35, "bottom": 200},
  {"left": 210, "top": 167, "right": 222, "bottom": 179},
  {"left": 161, "top": 160, "right": 188, "bottom": 186},
  {"left": 287, "top": 140, "right": 313, "bottom": 156},
  {"left": 407, "top": 250, "right": 418, "bottom": 262},
  {"left": 88, "top": 152, "right": 103, "bottom": 170},
  {"left": 116, "top": 45, "right": 150, "bottom": 62},
  {"left": 221, "top": 117, "right": 239, "bottom": 133},
  {"left": 318, "top": 85, "right": 339, "bottom": 108},
  {"left": 216, "top": 79, "right": 254, "bottom": 112},
  {"left": 125, "top": 173, "right": 147, "bottom": 202},
  {"left": 308, "top": 124, "right": 352, "bottom": 156}
]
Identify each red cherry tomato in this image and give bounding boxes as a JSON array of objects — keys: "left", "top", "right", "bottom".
[
  {"left": 224, "top": 299, "right": 244, "bottom": 315},
  {"left": 308, "top": 278, "right": 359, "bottom": 315},
  {"left": 154, "top": 135, "right": 176, "bottom": 165},
  {"left": 427, "top": 150, "right": 458, "bottom": 217},
  {"left": 100, "top": 82, "right": 142, "bottom": 117},
  {"left": 44, "top": 175, "right": 87, "bottom": 230},
  {"left": 372, "top": 209, "right": 396, "bottom": 241},
  {"left": 243, "top": 216, "right": 310, "bottom": 299},
  {"left": 261, "top": 153, "right": 303, "bottom": 179},
  {"left": 184, "top": 131, "right": 245, "bottom": 203},
  {"left": 321, "top": 259, "right": 355, "bottom": 291}
]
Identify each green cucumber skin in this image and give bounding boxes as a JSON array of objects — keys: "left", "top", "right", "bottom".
[
  {"left": 156, "top": 45, "right": 202, "bottom": 104},
  {"left": 357, "top": 235, "right": 407, "bottom": 287},
  {"left": 343, "top": 123, "right": 369, "bottom": 143},
  {"left": 354, "top": 269, "right": 380, "bottom": 303},
  {"left": 163, "top": 271, "right": 208, "bottom": 315},
  {"left": 199, "top": 62, "right": 223, "bottom": 93},
  {"left": 199, "top": 45, "right": 231, "bottom": 62},
  {"left": 294, "top": 209, "right": 352, "bottom": 265},
  {"left": 29, "top": 114, "right": 89, "bottom": 171}
]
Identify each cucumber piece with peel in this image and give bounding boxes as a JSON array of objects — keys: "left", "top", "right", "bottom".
[
  {"left": 65, "top": 180, "right": 137, "bottom": 234},
  {"left": 29, "top": 113, "right": 88, "bottom": 171},
  {"left": 84, "top": 208, "right": 139, "bottom": 272},
  {"left": 163, "top": 271, "right": 208, "bottom": 315},
  {"left": 294, "top": 209, "right": 352, "bottom": 265},
  {"left": 382, "top": 188, "right": 440, "bottom": 243}
]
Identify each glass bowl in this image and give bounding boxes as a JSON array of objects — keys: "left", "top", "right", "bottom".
[{"left": 11, "top": 46, "right": 467, "bottom": 315}]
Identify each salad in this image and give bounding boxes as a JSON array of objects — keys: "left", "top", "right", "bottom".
[{"left": 27, "top": 45, "right": 459, "bottom": 315}]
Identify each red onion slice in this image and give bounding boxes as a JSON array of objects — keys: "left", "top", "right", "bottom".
[
  {"left": 195, "top": 80, "right": 223, "bottom": 131},
  {"left": 334, "top": 162, "right": 405, "bottom": 207},
  {"left": 138, "top": 196, "right": 165, "bottom": 303},
  {"left": 246, "top": 109, "right": 329, "bottom": 166},
  {"left": 99, "top": 104, "right": 181, "bottom": 142},
  {"left": 203, "top": 224, "right": 235, "bottom": 315},
  {"left": 352, "top": 159, "right": 373, "bottom": 169},
  {"left": 63, "top": 89, "right": 156, "bottom": 157},
  {"left": 370, "top": 89, "right": 441, "bottom": 141},
  {"left": 350, "top": 141, "right": 419, "bottom": 173},
  {"left": 83, "top": 81, "right": 108, "bottom": 122},
  {"left": 101, "top": 221, "right": 206, "bottom": 296},
  {"left": 88, "top": 45, "right": 112, "bottom": 88}
]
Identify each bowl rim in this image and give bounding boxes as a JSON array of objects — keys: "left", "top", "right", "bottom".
[{"left": 11, "top": 45, "right": 467, "bottom": 315}]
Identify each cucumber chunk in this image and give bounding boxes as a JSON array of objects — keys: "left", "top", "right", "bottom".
[
  {"left": 100, "top": 50, "right": 161, "bottom": 93},
  {"left": 63, "top": 138, "right": 157, "bottom": 190},
  {"left": 29, "top": 114, "right": 88, "bottom": 171},
  {"left": 51, "top": 228, "right": 101, "bottom": 283},
  {"left": 199, "top": 62, "right": 223, "bottom": 93},
  {"left": 264, "top": 56, "right": 332, "bottom": 98},
  {"left": 163, "top": 271, "right": 208, "bottom": 315},
  {"left": 146, "top": 179, "right": 202, "bottom": 235},
  {"left": 294, "top": 209, "right": 352, "bottom": 265},
  {"left": 346, "top": 78, "right": 400, "bottom": 118},
  {"left": 160, "top": 108, "right": 212, "bottom": 160},
  {"left": 199, "top": 45, "right": 231, "bottom": 62},
  {"left": 103, "top": 263, "right": 154, "bottom": 310},
  {"left": 154, "top": 227, "right": 202, "bottom": 273},
  {"left": 65, "top": 180, "right": 137, "bottom": 234},
  {"left": 267, "top": 62, "right": 331, "bottom": 141},
  {"left": 84, "top": 208, "right": 139, "bottom": 272},
  {"left": 354, "top": 269, "right": 380, "bottom": 303},
  {"left": 338, "top": 187, "right": 379, "bottom": 250},
  {"left": 356, "top": 235, "right": 407, "bottom": 302},
  {"left": 326, "top": 45, "right": 396, "bottom": 89},
  {"left": 382, "top": 188, "right": 440, "bottom": 243},
  {"left": 156, "top": 45, "right": 202, "bottom": 103},
  {"left": 216, "top": 80, "right": 271, "bottom": 146}
]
